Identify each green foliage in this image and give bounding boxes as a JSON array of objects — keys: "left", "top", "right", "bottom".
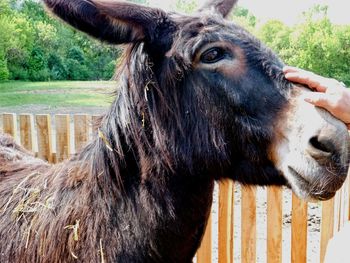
[
  {"left": 67, "top": 46, "right": 85, "bottom": 63},
  {"left": 175, "top": 0, "right": 197, "bottom": 13},
  {"left": 231, "top": 6, "right": 257, "bottom": 28},
  {"left": 256, "top": 5, "right": 350, "bottom": 85},
  {"left": 102, "top": 60, "right": 117, "bottom": 80},
  {"left": 0, "top": 58, "right": 10, "bottom": 81},
  {"left": 0, "top": 0, "right": 120, "bottom": 82},
  {"left": 66, "top": 59, "right": 89, "bottom": 80},
  {"left": 47, "top": 53, "right": 67, "bottom": 80},
  {"left": 0, "top": 0, "right": 13, "bottom": 16},
  {"left": 28, "top": 47, "right": 49, "bottom": 81},
  {"left": 129, "top": 0, "right": 148, "bottom": 4}
]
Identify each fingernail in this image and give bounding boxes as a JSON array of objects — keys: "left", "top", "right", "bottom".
[{"left": 304, "top": 97, "right": 313, "bottom": 103}]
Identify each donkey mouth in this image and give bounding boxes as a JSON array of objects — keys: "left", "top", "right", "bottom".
[{"left": 287, "top": 166, "right": 341, "bottom": 201}]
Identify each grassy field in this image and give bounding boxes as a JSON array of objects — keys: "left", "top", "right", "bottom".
[{"left": 0, "top": 81, "right": 115, "bottom": 107}]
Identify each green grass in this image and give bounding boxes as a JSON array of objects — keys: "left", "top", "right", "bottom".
[{"left": 0, "top": 81, "right": 115, "bottom": 107}]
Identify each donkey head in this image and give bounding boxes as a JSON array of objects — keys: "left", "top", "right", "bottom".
[{"left": 44, "top": 0, "right": 349, "bottom": 200}]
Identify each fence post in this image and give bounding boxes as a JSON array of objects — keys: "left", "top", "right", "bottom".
[
  {"left": 74, "top": 114, "right": 90, "bottom": 152},
  {"left": 339, "top": 176, "right": 350, "bottom": 228},
  {"left": 3, "top": 113, "right": 17, "bottom": 138},
  {"left": 291, "top": 194, "right": 308, "bottom": 263},
  {"left": 241, "top": 186, "right": 256, "bottom": 263},
  {"left": 19, "top": 114, "right": 33, "bottom": 151},
  {"left": 320, "top": 198, "right": 335, "bottom": 263},
  {"left": 218, "top": 180, "right": 234, "bottom": 263},
  {"left": 267, "top": 186, "right": 283, "bottom": 263},
  {"left": 36, "top": 114, "right": 53, "bottom": 163},
  {"left": 55, "top": 114, "right": 71, "bottom": 163},
  {"left": 91, "top": 115, "right": 100, "bottom": 135}
]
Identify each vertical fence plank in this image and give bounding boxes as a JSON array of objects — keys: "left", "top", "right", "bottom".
[
  {"left": 196, "top": 213, "right": 212, "bottom": 263},
  {"left": 3, "top": 113, "right": 17, "bottom": 138},
  {"left": 55, "top": 114, "right": 71, "bottom": 163},
  {"left": 19, "top": 114, "right": 33, "bottom": 151},
  {"left": 339, "top": 177, "right": 349, "bottom": 228},
  {"left": 218, "top": 180, "right": 234, "bottom": 263},
  {"left": 74, "top": 114, "right": 90, "bottom": 152},
  {"left": 36, "top": 114, "right": 53, "bottom": 163},
  {"left": 320, "top": 198, "right": 335, "bottom": 263},
  {"left": 91, "top": 115, "right": 100, "bottom": 134},
  {"left": 241, "top": 186, "right": 256, "bottom": 263},
  {"left": 333, "top": 191, "right": 342, "bottom": 233},
  {"left": 291, "top": 194, "right": 308, "bottom": 263},
  {"left": 267, "top": 186, "right": 283, "bottom": 263}
]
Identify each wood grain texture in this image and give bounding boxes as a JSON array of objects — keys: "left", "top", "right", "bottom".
[
  {"left": 241, "top": 186, "right": 256, "bottom": 263},
  {"left": 218, "top": 180, "right": 234, "bottom": 263},
  {"left": 320, "top": 198, "right": 335, "bottom": 263},
  {"left": 19, "top": 114, "right": 33, "bottom": 151},
  {"left": 267, "top": 186, "right": 282, "bottom": 263},
  {"left": 36, "top": 114, "right": 53, "bottom": 163},
  {"left": 91, "top": 115, "right": 100, "bottom": 134},
  {"left": 3, "top": 113, "right": 16, "bottom": 138},
  {"left": 55, "top": 114, "right": 71, "bottom": 163},
  {"left": 291, "top": 193, "right": 308, "bottom": 263},
  {"left": 74, "top": 114, "right": 90, "bottom": 152}
]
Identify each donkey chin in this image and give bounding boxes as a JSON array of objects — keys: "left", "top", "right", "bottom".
[{"left": 274, "top": 87, "right": 350, "bottom": 201}]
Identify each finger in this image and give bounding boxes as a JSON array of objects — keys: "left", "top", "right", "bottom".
[
  {"left": 283, "top": 66, "right": 317, "bottom": 76},
  {"left": 303, "top": 92, "right": 332, "bottom": 108},
  {"left": 283, "top": 66, "right": 300, "bottom": 74},
  {"left": 285, "top": 72, "right": 328, "bottom": 92}
]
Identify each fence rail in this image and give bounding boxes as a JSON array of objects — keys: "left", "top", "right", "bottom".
[{"left": 0, "top": 113, "right": 349, "bottom": 263}]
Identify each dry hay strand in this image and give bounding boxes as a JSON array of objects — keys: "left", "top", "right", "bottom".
[
  {"left": 12, "top": 187, "right": 41, "bottom": 220},
  {"left": 11, "top": 189, "right": 54, "bottom": 222},
  {"left": 99, "top": 239, "right": 105, "bottom": 263},
  {"left": 23, "top": 217, "right": 36, "bottom": 249},
  {"left": 98, "top": 129, "right": 113, "bottom": 152},
  {"left": 3, "top": 172, "right": 40, "bottom": 213},
  {"left": 64, "top": 219, "right": 80, "bottom": 242},
  {"left": 64, "top": 220, "right": 80, "bottom": 260}
]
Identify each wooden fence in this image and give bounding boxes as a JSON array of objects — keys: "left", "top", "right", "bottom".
[{"left": 1, "top": 113, "right": 349, "bottom": 263}]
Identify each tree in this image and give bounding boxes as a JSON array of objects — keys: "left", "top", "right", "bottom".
[
  {"left": 28, "top": 47, "right": 49, "bottom": 81},
  {"left": 175, "top": 0, "right": 197, "bottom": 13},
  {"left": 47, "top": 53, "right": 67, "bottom": 80},
  {"left": 0, "top": 58, "right": 10, "bottom": 81},
  {"left": 231, "top": 6, "right": 257, "bottom": 28}
]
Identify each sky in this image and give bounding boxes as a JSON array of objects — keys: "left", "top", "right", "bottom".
[{"left": 148, "top": 0, "right": 350, "bottom": 25}]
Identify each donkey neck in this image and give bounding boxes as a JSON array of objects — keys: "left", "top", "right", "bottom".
[{"left": 85, "top": 113, "right": 215, "bottom": 261}]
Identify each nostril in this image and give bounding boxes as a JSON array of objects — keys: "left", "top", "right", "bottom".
[{"left": 309, "top": 136, "right": 334, "bottom": 154}]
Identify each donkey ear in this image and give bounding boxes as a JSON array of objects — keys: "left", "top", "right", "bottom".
[
  {"left": 198, "top": 0, "right": 238, "bottom": 18},
  {"left": 44, "top": 0, "right": 174, "bottom": 45}
]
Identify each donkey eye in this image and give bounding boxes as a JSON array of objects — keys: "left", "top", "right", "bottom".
[{"left": 200, "top": 47, "right": 226, "bottom": 64}]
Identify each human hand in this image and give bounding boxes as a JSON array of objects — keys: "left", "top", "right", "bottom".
[{"left": 283, "top": 66, "right": 350, "bottom": 130}]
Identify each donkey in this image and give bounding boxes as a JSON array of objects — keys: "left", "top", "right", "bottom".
[{"left": 0, "top": 0, "right": 349, "bottom": 262}]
